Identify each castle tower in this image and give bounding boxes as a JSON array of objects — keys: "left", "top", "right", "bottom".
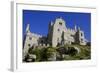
[
  {"left": 47, "top": 21, "right": 54, "bottom": 46},
  {"left": 75, "top": 26, "right": 86, "bottom": 45},
  {"left": 50, "top": 17, "right": 67, "bottom": 47},
  {"left": 23, "top": 24, "right": 32, "bottom": 60},
  {"left": 48, "top": 17, "right": 78, "bottom": 47},
  {"left": 23, "top": 24, "right": 30, "bottom": 59}
]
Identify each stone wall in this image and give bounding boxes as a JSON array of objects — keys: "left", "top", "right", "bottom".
[{"left": 23, "top": 17, "right": 87, "bottom": 59}]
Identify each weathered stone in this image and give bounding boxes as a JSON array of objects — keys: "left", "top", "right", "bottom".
[
  {"left": 23, "top": 17, "right": 87, "bottom": 60},
  {"left": 74, "top": 46, "right": 80, "bottom": 53},
  {"left": 47, "top": 52, "right": 56, "bottom": 61},
  {"left": 29, "top": 54, "right": 36, "bottom": 59}
]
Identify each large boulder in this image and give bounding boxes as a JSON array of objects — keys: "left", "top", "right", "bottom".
[
  {"left": 73, "top": 46, "right": 80, "bottom": 54},
  {"left": 25, "top": 54, "right": 36, "bottom": 62},
  {"left": 57, "top": 46, "right": 80, "bottom": 56},
  {"left": 47, "top": 52, "right": 56, "bottom": 61},
  {"left": 57, "top": 47, "right": 67, "bottom": 54},
  {"left": 67, "top": 46, "right": 80, "bottom": 56},
  {"left": 46, "top": 48, "right": 57, "bottom": 61}
]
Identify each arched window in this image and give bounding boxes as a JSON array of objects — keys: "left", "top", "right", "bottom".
[
  {"left": 59, "top": 22, "right": 62, "bottom": 25},
  {"left": 81, "top": 33, "right": 83, "bottom": 36}
]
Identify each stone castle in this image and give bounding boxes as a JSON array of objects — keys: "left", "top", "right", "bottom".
[{"left": 23, "top": 17, "right": 87, "bottom": 58}]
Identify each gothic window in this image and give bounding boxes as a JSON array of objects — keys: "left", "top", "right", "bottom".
[
  {"left": 59, "top": 22, "right": 62, "bottom": 25},
  {"left": 81, "top": 33, "right": 83, "bottom": 36}
]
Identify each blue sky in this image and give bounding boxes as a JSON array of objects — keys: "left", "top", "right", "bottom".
[{"left": 23, "top": 10, "right": 91, "bottom": 42}]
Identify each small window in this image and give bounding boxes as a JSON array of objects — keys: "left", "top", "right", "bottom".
[
  {"left": 29, "top": 37, "right": 32, "bottom": 40},
  {"left": 58, "top": 29, "right": 60, "bottom": 31},
  {"left": 59, "top": 22, "right": 62, "bottom": 25},
  {"left": 81, "top": 33, "right": 83, "bottom": 36},
  {"left": 81, "top": 39, "right": 83, "bottom": 42},
  {"left": 28, "top": 44, "right": 30, "bottom": 47}
]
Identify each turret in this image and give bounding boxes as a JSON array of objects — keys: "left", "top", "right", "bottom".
[
  {"left": 50, "top": 21, "right": 53, "bottom": 26},
  {"left": 78, "top": 26, "right": 80, "bottom": 31},
  {"left": 74, "top": 25, "right": 77, "bottom": 31},
  {"left": 26, "top": 24, "right": 30, "bottom": 33}
]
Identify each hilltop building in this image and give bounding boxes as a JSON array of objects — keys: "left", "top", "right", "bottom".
[{"left": 23, "top": 17, "right": 87, "bottom": 59}]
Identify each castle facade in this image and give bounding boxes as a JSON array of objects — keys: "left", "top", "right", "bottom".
[{"left": 23, "top": 17, "right": 87, "bottom": 58}]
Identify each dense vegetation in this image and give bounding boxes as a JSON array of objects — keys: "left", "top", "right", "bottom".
[{"left": 24, "top": 44, "right": 91, "bottom": 62}]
